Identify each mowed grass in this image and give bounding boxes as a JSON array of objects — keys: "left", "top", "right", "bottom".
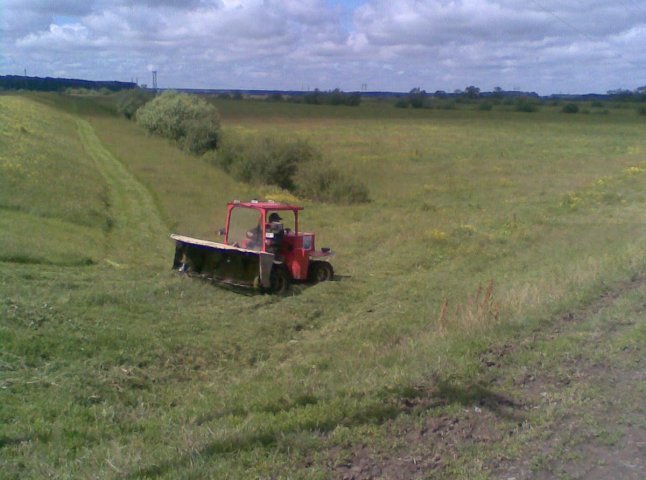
[
  {"left": 0, "top": 96, "right": 108, "bottom": 265},
  {"left": 1, "top": 93, "right": 646, "bottom": 478}
]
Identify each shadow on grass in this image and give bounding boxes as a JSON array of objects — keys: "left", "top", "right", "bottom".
[
  {"left": 397, "top": 379, "right": 524, "bottom": 421},
  {"left": 0, "top": 255, "right": 95, "bottom": 267},
  {"left": 128, "top": 378, "right": 524, "bottom": 478},
  {"left": 177, "top": 270, "right": 347, "bottom": 297}
]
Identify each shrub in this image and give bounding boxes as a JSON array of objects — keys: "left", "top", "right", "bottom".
[
  {"left": 562, "top": 103, "right": 579, "bottom": 114},
  {"left": 479, "top": 102, "right": 493, "bottom": 111},
  {"left": 515, "top": 97, "right": 540, "bottom": 112},
  {"left": 436, "top": 100, "right": 456, "bottom": 110},
  {"left": 638, "top": 106, "right": 646, "bottom": 116},
  {"left": 408, "top": 88, "right": 427, "bottom": 108},
  {"left": 214, "top": 133, "right": 369, "bottom": 203},
  {"left": 216, "top": 135, "right": 320, "bottom": 190},
  {"left": 303, "top": 88, "right": 361, "bottom": 106},
  {"left": 136, "top": 91, "right": 220, "bottom": 155},
  {"left": 394, "top": 98, "right": 409, "bottom": 108},
  {"left": 181, "top": 118, "right": 220, "bottom": 154},
  {"left": 295, "top": 161, "right": 370, "bottom": 204},
  {"left": 116, "top": 88, "right": 154, "bottom": 119}
]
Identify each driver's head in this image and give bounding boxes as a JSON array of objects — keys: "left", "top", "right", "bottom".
[{"left": 268, "top": 212, "right": 282, "bottom": 223}]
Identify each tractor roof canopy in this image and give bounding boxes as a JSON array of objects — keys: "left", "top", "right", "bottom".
[{"left": 228, "top": 200, "right": 303, "bottom": 212}]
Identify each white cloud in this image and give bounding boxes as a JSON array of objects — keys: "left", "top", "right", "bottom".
[{"left": 1, "top": 0, "right": 645, "bottom": 93}]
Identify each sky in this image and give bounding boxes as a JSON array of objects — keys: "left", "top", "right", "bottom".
[{"left": 1, "top": 0, "right": 645, "bottom": 95}]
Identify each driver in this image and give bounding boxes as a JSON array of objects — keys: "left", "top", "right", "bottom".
[{"left": 266, "top": 212, "right": 284, "bottom": 253}]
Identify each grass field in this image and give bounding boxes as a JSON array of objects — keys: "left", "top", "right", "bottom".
[{"left": 1, "top": 93, "right": 645, "bottom": 478}]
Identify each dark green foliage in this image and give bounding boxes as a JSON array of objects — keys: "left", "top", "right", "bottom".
[
  {"left": 216, "top": 136, "right": 319, "bottom": 190},
  {"left": 296, "top": 161, "right": 370, "bottom": 204},
  {"left": 116, "top": 88, "right": 154, "bottom": 119},
  {"left": 303, "top": 89, "right": 361, "bottom": 106},
  {"left": 0, "top": 74, "right": 135, "bottom": 92},
  {"left": 135, "top": 91, "right": 220, "bottom": 155},
  {"left": 514, "top": 97, "right": 540, "bottom": 112},
  {"left": 479, "top": 102, "right": 493, "bottom": 111},
  {"left": 266, "top": 93, "right": 284, "bottom": 102},
  {"left": 638, "top": 106, "right": 646, "bottom": 116},
  {"left": 436, "top": 100, "right": 456, "bottom": 110},
  {"left": 214, "top": 134, "right": 369, "bottom": 203},
  {"left": 562, "top": 103, "right": 580, "bottom": 114},
  {"left": 408, "top": 88, "right": 427, "bottom": 108},
  {"left": 394, "top": 98, "right": 409, "bottom": 108},
  {"left": 180, "top": 118, "right": 220, "bottom": 154},
  {"left": 464, "top": 86, "right": 480, "bottom": 99}
]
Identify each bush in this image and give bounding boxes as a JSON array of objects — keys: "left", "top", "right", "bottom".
[
  {"left": 479, "top": 102, "right": 493, "bottom": 111},
  {"left": 303, "top": 88, "right": 361, "bottom": 106},
  {"left": 515, "top": 97, "right": 540, "bottom": 112},
  {"left": 295, "top": 161, "right": 370, "bottom": 204},
  {"left": 408, "top": 88, "right": 427, "bottom": 108},
  {"left": 214, "top": 133, "right": 369, "bottom": 204},
  {"left": 216, "top": 135, "right": 320, "bottom": 190},
  {"left": 436, "top": 100, "right": 456, "bottom": 110},
  {"left": 562, "top": 103, "right": 579, "bottom": 114},
  {"left": 116, "top": 88, "right": 154, "bottom": 119},
  {"left": 394, "top": 98, "right": 409, "bottom": 108},
  {"left": 638, "top": 106, "right": 646, "bottom": 116},
  {"left": 181, "top": 118, "right": 220, "bottom": 154},
  {"left": 136, "top": 91, "right": 221, "bottom": 155}
]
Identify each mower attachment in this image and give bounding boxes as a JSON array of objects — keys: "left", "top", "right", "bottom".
[{"left": 171, "top": 234, "right": 274, "bottom": 288}]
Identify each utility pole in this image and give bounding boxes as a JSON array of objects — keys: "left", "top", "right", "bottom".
[{"left": 152, "top": 71, "right": 158, "bottom": 91}]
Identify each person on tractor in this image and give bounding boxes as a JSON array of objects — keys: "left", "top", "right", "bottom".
[{"left": 266, "top": 212, "right": 284, "bottom": 254}]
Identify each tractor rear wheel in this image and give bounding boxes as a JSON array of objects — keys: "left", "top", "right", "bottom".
[
  {"left": 308, "top": 262, "right": 334, "bottom": 283},
  {"left": 270, "top": 266, "right": 291, "bottom": 294}
]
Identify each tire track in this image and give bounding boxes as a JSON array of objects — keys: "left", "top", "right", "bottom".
[{"left": 76, "top": 119, "right": 169, "bottom": 267}]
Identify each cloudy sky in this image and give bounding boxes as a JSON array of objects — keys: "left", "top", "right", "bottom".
[{"left": 1, "top": 0, "right": 645, "bottom": 94}]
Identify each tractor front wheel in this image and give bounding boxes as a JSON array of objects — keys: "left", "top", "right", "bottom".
[
  {"left": 308, "top": 262, "right": 334, "bottom": 283},
  {"left": 270, "top": 266, "right": 291, "bottom": 295}
]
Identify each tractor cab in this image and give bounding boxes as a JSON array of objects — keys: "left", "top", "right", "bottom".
[{"left": 222, "top": 200, "right": 333, "bottom": 282}]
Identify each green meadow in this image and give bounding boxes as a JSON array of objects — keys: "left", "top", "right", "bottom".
[{"left": 1, "top": 93, "right": 645, "bottom": 478}]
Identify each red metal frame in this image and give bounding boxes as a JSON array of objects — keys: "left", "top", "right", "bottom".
[{"left": 223, "top": 201, "right": 317, "bottom": 280}]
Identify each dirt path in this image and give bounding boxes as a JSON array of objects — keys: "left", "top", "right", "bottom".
[
  {"left": 491, "top": 280, "right": 646, "bottom": 480},
  {"left": 329, "top": 278, "right": 646, "bottom": 479},
  {"left": 75, "top": 119, "right": 169, "bottom": 266}
]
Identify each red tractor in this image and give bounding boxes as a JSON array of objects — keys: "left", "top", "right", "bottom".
[{"left": 171, "top": 200, "right": 334, "bottom": 293}]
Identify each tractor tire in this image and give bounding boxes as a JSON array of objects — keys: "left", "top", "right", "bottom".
[
  {"left": 308, "top": 261, "right": 334, "bottom": 283},
  {"left": 270, "top": 266, "right": 291, "bottom": 295}
]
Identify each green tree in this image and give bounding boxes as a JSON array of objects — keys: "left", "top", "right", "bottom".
[
  {"left": 408, "top": 88, "right": 427, "bottom": 108},
  {"left": 464, "top": 85, "right": 480, "bottom": 99},
  {"left": 116, "top": 88, "right": 154, "bottom": 119},
  {"left": 136, "top": 91, "right": 220, "bottom": 155}
]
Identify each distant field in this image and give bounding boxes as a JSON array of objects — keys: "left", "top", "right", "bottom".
[{"left": 1, "top": 93, "right": 645, "bottom": 478}]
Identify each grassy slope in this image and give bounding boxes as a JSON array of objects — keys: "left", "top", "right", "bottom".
[
  {"left": 1, "top": 94, "right": 645, "bottom": 478},
  {"left": 0, "top": 96, "right": 108, "bottom": 265}
]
